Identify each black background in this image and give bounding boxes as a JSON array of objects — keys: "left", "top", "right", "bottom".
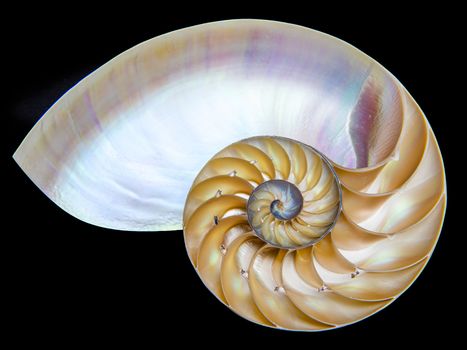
[{"left": 5, "top": 3, "right": 460, "bottom": 346}]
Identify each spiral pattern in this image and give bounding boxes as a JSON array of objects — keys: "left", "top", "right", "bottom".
[
  {"left": 245, "top": 142, "right": 341, "bottom": 249},
  {"left": 11, "top": 19, "right": 446, "bottom": 331},
  {"left": 183, "top": 132, "right": 445, "bottom": 331}
]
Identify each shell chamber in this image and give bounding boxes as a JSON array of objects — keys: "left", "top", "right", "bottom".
[{"left": 183, "top": 135, "right": 446, "bottom": 331}]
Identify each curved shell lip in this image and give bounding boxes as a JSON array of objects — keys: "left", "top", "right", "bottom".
[{"left": 241, "top": 135, "right": 343, "bottom": 250}]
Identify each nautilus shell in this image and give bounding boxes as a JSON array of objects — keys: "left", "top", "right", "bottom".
[
  {"left": 13, "top": 19, "right": 446, "bottom": 331},
  {"left": 184, "top": 134, "right": 444, "bottom": 330}
]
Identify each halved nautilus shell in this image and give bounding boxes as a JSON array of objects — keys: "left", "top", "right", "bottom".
[
  {"left": 184, "top": 135, "right": 445, "bottom": 330},
  {"left": 13, "top": 19, "right": 446, "bottom": 330}
]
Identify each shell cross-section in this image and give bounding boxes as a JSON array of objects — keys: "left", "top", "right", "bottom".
[
  {"left": 183, "top": 134, "right": 446, "bottom": 331},
  {"left": 11, "top": 19, "right": 447, "bottom": 332}
]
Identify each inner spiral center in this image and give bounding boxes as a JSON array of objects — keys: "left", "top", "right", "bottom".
[
  {"left": 247, "top": 179, "right": 304, "bottom": 224},
  {"left": 267, "top": 181, "right": 303, "bottom": 220},
  {"left": 242, "top": 138, "right": 342, "bottom": 250}
]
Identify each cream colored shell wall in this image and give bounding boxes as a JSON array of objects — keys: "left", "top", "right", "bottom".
[{"left": 13, "top": 19, "right": 446, "bottom": 331}]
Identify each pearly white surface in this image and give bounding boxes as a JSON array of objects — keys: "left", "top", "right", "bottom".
[{"left": 14, "top": 19, "right": 407, "bottom": 231}]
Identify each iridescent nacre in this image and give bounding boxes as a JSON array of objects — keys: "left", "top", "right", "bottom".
[
  {"left": 14, "top": 19, "right": 446, "bottom": 331},
  {"left": 14, "top": 19, "right": 406, "bottom": 231}
]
